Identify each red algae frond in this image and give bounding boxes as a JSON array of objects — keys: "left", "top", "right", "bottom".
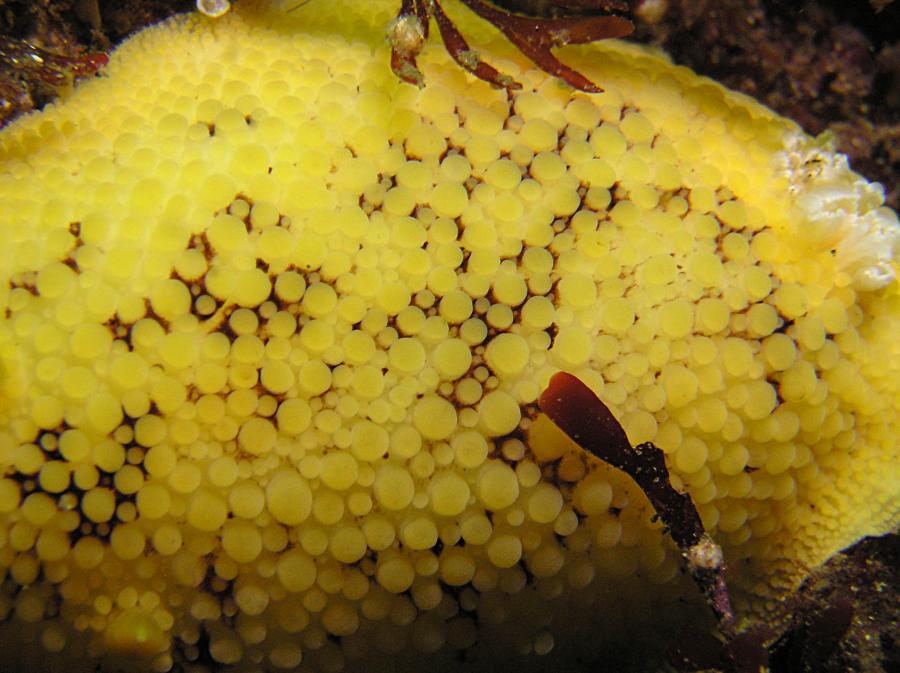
[{"left": 389, "top": 0, "right": 634, "bottom": 91}]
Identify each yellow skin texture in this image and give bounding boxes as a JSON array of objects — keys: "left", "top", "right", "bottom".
[{"left": 0, "top": 1, "right": 898, "bottom": 671}]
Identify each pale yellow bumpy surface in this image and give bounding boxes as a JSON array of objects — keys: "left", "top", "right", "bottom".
[{"left": 0, "top": 1, "right": 898, "bottom": 671}]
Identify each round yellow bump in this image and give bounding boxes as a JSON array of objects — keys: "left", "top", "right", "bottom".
[
  {"left": 222, "top": 520, "right": 263, "bottom": 564},
  {"left": 412, "top": 395, "right": 457, "bottom": 441},
  {"left": 298, "top": 360, "right": 332, "bottom": 397},
  {"left": 388, "top": 338, "right": 427, "bottom": 374},
  {"left": 330, "top": 526, "right": 367, "bottom": 563},
  {"left": 432, "top": 338, "right": 472, "bottom": 380},
  {"left": 558, "top": 273, "right": 596, "bottom": 308},
  {"left": 429, "top": 471, "right": 471, "bottom": 516},
  {"left": 260, "top": 360, "right": 295, "bottom": 394},
  {"left": 322, "top": 602, "right": 360, "bottom": 637},
  {"left": 551, "top": 327, "right": 593, "bottom": 368},
  {"left": 152, "top": 524, "right": 182, "bottom": 556},
  {"left": 400, "top": 516, "right": 438, "bottom": 550},
  {"left": 574, "top": 478, "right": 612, "bottom": 516},
  {"left": 276, "top": 398, "right": 312, "bottom": 436},
  {"left": 762, "top": 334, "right": 797, "bottom": 371},
  {"left": 460, "top": 513, "right": 492, "bottom": 546},
  {"left": 0, "top": 479, "right": 21, "bottom": 513},
  {"left": 675, "top": 437, "right": 708, "bottom": 474},
  {"left": 277, "top": 549, "right": 317, "bottom": 592},
  {"left": 229, "top": 480, "right": 265, "bottom": 519},
  {"left": 521, "top": 296, "right": 555, "bottom": 329},
  {"left": 320, "top": 451, "right": 360, "bottom": 490},
  {"left": 266, "top": 470, "right": 313, "bottom": 525},
  {"left": 484, "top": 333, "right": 530, "bottom": 377},
  {"left": 660, "top": 299, "right": 694, "bottom": 339},
  {"left": 187, "top": 489, "right": 228, "bottom": 532},
  {"left": 661, "top": 364, "right": 699, "bottom": 408},
  {"left": 376, "top": 555, "right": 416, "bottom": 594},
  {"left": 36, "top": 528, "right": 70, "bottom": 562},
  {"left": 527, "top": 483, "right": 563, "bottom": 523},
  {"left": 477, "top": 460, "right": 519, "bottom": 511},
  {"left": 487, "top": 534, "right": 522, "bottom": 568},
  {"left": 110, "top": 524, "right": 145, "bottom": 560},
  {"left": 477, "top": 391, "right": 521, "bottom": 437},
  {"left": 600, "top": 298, "right": 634, "bottom": 334},
  {"left": 136, "top": 483, "right": 171, "bottom": 520},
  {"left": 453, "top": 430, "right": 489, "bottom": 469},
  {"left": 82, "top": 488, "right": 116, "bottom": 523},
  {"left": 430, "top": 182, "right": 468, "bottom": 218},
  {"left": 38, "top": 461, "right": 70, "bottom": 494},
  {"left": 374, "top": 464, "right": 415, "bottom": 511}
]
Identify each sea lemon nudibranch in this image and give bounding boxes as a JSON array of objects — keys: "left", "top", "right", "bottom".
[{"left": 0, "top": 1, "right": 898, "bottom": 672}]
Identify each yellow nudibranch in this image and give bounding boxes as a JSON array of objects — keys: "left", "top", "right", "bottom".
[{"left": 0, "top": 1, "right": 898, "bottom": 671}]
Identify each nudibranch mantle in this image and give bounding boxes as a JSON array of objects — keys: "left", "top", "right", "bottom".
[{"left": 0, "top": 1, "right": 897, "bottom": 671}]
